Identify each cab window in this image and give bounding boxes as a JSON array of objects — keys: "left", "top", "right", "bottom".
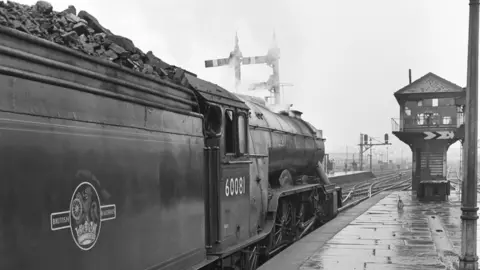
[
  {"left": 238, "top": 113, "right": 247, "bottom": 154},
  {"left": 205, "top": 104, "right": 222, "bottom": 137},
  {"left": 225, "top": 109, "right": 235, "bottom": 154}
]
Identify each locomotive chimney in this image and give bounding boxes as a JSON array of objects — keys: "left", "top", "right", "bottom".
[
  {"left": 289, "top": 110, "right": 303, "bottom": 119},
  {"left": 288, "top": 105, "right": 302, "bottom": 119}
]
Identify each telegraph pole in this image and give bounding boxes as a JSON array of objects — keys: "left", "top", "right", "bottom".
[{"left": 459, "top": 0, "right": 479, "bottom": 269}]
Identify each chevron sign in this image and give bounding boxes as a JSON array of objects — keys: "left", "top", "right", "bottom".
[{"left": 423, "top": 131, "right": 455, "bottom": 140}]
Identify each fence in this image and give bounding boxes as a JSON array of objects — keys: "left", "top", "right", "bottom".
[{"left": 391, "top": 117, "right": 462, "bottom": 132}]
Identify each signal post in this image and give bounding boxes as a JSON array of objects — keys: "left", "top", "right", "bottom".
[
  {"left": 204, "top": 32, "right": 283, "bottom": 104},
  {"left": 358, "top": 133, "right": 391, "bottom": 172}
]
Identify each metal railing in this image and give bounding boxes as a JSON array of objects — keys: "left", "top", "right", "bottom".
[
  {"left": 391, "top": 118, "right": 400, "bottom": 132},
  {"left": 391, "top": 117, "right": 462, "bottom": 132}
]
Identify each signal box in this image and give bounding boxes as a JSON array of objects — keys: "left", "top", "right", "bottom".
[{"left": 391, "top": 72, "right": 465, "bottom": 201}]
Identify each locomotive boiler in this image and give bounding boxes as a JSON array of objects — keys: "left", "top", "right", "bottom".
[
  {"left": 0, "top": 19, "right": 341, "bottom": 270},
  {"left": 237, "top": 95, "right": 329, "bottom": 187}
]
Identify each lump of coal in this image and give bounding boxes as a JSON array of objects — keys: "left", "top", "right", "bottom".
[
  {"left": 62, "top": 5, "right": 76, "bottom": 15},
  {"left": 35, "top": 1, "right": 52, "bottom": 14},
  {"left": 0, "top": 0, "right": 182, "bottom": 82},
  {"left": 106, "top": 35, "right": 135, "bottom": 52},
  {"left": 77, "top": 10, "right": 112, "bottom": 35}
]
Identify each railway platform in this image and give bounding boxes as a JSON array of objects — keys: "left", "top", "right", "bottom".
[
  {"left": 259, "top": 189, "right": 468, "bottom": 270},
  {"left": 328, "top": 170, "right": 376, "bottom": 185}
]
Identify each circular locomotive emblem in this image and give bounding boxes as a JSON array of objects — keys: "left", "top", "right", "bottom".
[
  {"left": 50, "top": 176, "right": 116, "bottom": 251},
  {"left": 69, "top": 182, "right": 102, "bottom": 251}
]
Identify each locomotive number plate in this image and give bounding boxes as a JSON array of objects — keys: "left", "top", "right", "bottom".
[{"left": 225, "top": 177, "right": 246, "bottom": 197}]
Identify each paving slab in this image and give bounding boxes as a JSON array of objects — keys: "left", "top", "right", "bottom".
[{"left": 259, "top": 190, "right": 474, "bottom": 270}]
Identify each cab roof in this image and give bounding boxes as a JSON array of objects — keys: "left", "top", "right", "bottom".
[{"left": 185, "top": 73, "right": 249, "bottom": 110}]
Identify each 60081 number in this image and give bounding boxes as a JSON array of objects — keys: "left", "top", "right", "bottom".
[{"left": 225, "top": 177, "right": 247, "bottom": 197}]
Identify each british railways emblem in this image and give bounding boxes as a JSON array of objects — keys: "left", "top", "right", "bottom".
[{"left": 50, "top": 182, "right": 116, "bottom": 251}]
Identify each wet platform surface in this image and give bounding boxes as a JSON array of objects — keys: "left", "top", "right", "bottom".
[{"left": 259, "top": 190, "right": 475, "bottom": 270}]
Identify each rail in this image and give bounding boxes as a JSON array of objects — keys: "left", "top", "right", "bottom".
[
  {"left": 340, "top": 169, "right": 410, "bottom": 204},
  {"left": 338, "top": 169, "right": 411, "bottom": 212},
  {"left": 338, "top": 177, "right": 411, "bottom": 213},
  {"left": 391, "top": 117, "right": 463, "bottom": 132},
  {"left": 261, "top": 170, "right": 412, "bottom": 267}
]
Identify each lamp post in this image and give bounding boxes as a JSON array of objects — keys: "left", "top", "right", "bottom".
[{"left": 459, "top": 0, "right": 479, "bottom": 269}]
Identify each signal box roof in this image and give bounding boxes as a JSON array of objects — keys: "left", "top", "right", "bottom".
[
  {"left": 394, "top": 72, "right": 465, "bottom": 102},
  {"left": 185, "top": 73, "right": 249, "bottom": 110}
]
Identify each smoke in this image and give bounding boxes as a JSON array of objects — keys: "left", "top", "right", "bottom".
[
  {"left": 186, "top": 16, "right": 277, "bottom": 101},
  {"left": 233, "top": 79, "right": 271, "bottom": 100}
]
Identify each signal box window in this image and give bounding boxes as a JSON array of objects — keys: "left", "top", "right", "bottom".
[
  {"left": 405, "top": 107, "right": 411, "bottom": 116},
  {"left": 443, "top": 116, "right": 452, "bottom": 125},
  {"left": 417, "top": 113, "right": 425, "bottom": 125},
  {"left": 238, "top": 114, "right": 247, "bottom": 154},
  {"left": 432, "top": 113, "right": 439, "bottom": 125},
  {"left": 424, "top": 113, "right": 433, "bottom": 125},
  {"left": 225, "top": 110, "right": 235, "bottom": 154},
  {"left": 432, "top": 98, "right": 438, "bottom": 107}
]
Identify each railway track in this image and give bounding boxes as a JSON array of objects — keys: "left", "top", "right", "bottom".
[
  {"left": 374, "top": 169, "right": 409, "bottom": 177},
  {"left": 338, "top": 171, "right": 411, "bottom": 212},
  {"left": 340, "top": 170, "right": 410, "bottom": 203},
  {"left": 259, "top": 170, "right": 411, "bottom": 268}
]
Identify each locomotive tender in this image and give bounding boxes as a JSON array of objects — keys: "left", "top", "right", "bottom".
[{"left": 0, "top": 25, "right": 341, "bottom": 270}]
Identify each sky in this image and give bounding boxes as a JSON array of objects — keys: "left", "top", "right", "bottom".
[{"left": 21, "top": 0, "right": 470, "bottom": 159}]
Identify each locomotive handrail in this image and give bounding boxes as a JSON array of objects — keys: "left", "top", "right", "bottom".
[
  {"left": 225, "top": 160, "right": 253, "bottom": 164},
  {"left": 247, "top": 153, "right": 269, "bottom": 158},
  {"left": 249, "top": 124, "right": 315, "bottom": 138},
  {"left": 0, "top": 45, "right": 199, "bottom": 109},
  {"left": 0, "top": 66, "right": 204, "bottom": 120}
]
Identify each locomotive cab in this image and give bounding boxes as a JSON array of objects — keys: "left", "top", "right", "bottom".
[{"left": 185, "top": 74, "right": 252, "bottom": 255}]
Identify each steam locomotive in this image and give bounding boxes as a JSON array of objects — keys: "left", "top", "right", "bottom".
[{"left": 0, "top": 25, "right": 341, "bottom": 270}]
